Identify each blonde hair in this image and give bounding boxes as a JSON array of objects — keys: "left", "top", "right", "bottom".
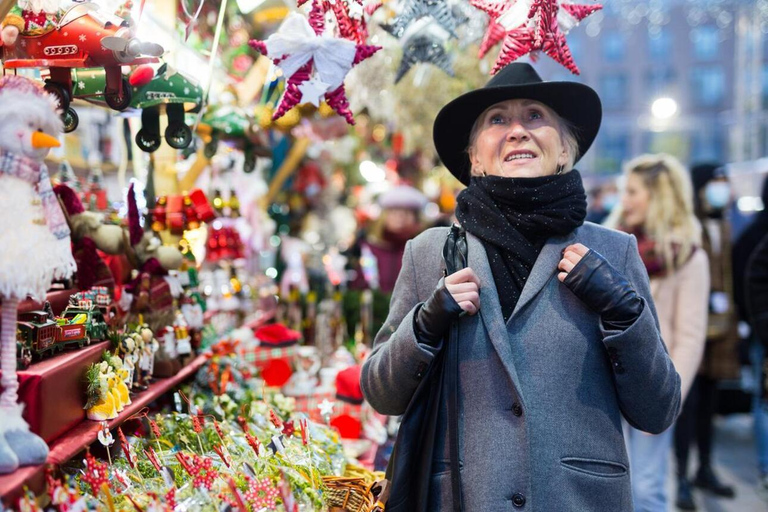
[
  {"left": 606, "top": 153, "right": 701, "bottom": 271},
  {"left": 467, "top": 102, "right": 580, "bottom": 176}
]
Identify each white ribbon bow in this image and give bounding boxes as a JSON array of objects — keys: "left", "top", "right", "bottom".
[{"left": 265, "top": 12, "right": 357, "bottom": 91}]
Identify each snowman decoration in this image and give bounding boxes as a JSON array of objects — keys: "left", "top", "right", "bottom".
[{"left": 0, "top": 75, "right": 76, "bottom": 473}]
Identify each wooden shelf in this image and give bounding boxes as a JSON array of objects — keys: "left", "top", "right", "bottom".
[{"left": 0, "top": 353, "right": 207, "bottom": 504}]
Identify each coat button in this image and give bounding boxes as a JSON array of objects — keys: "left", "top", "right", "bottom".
[
  {"left": 512, "top": 492, "right": 526, "bottom": 507},
  {"left": 512, "top": 402, "right": 523, "bottom": 417},
  {"left": 415, "top": 362, "right": 427, "bottom": 379}
]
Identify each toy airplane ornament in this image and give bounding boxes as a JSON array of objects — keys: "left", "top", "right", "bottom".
[{"left": 1, "top": 2, "right": 164, "bottom": 132}]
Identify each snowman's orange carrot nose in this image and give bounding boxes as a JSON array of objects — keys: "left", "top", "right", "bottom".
[{"left": 31, "top": 130, "right": 60, "bottom": 149}]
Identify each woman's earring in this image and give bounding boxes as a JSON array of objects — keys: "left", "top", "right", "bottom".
[{"left": 555, "top": 165, "right": 564, "bottom": 175}]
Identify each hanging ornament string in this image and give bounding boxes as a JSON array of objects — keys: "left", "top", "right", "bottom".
[
  {"left": 180, "top": 0, "right": 206, "bottom": 41},
  {"left": 192, "top": 0, "right": 229, "bottom": 135}
]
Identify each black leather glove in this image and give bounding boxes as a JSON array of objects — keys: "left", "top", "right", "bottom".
[
  {"left": 563, "top": 249, "right": 644, "bottom": 330},
  {"left": 414, "top": 281, "right": 464, "bottom": 346}
]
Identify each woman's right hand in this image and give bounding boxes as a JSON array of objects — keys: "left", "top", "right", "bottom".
[
  {"left": 414, "top": 268, "right": 481, "bottom": 346},
  {"left": 445, "top": 267, "right": 481, "bottom": 315}
]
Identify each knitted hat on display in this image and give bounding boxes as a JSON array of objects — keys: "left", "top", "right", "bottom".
[
  {"left": 335, "top": 365, "right": 364, "bottom": 404},
  {"left": 253, "top": 323, "right": 301, "bottom": 347}
]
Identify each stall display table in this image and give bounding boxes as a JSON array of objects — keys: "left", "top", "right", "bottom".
[{"left": 0, "top": 354, "right": 207, "bottom": 505}]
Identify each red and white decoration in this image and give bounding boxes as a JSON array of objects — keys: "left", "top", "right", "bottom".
[{"left": 471, "top": 0, "right": 602, "bottom": 74}]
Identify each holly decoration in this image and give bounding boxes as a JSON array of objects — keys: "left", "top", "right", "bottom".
[{"left": 470, "top": 0, "right": 602, "bottom": 74}]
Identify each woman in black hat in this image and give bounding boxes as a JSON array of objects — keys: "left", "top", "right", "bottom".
[{"left": 361, "top": 63, "right": 681, "bottom": 511}]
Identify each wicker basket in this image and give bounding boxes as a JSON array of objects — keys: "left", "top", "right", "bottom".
[{"left": 322, "top": 476, "right": 388, "bottom": 512}]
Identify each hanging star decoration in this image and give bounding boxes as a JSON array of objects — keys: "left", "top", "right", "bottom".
[
  {"left": 470, "top": 0, "right": 602, "bottom": 74},
  {"left": 395, "top": 21, "right": 455, "bottom": 83},
  {"left": 243, "top": 476, "right": 280, "bottom": 510},
  {"left": 382, "top": 0, "right": 461, "bottom": 39},
  {"left": 249, "top": 11, "right": 380, "bottom": 125},
  {"left": 297, "top": 0, "right": 381, "bottom": 45}
]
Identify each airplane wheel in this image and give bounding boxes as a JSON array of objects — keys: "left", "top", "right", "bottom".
[
  {"left": 105, "top": 78, "right": 132, "bottom": 111},
  {"left": 204, "top": 140, "right": 218, "bottom": 158},
  {"left": 62, "top": 108, "right": 79, "bottom": 133},
  {"left": 165, "top": 123, "right": 192, "bottom": 149},
  {"left": 136, "top": 129, "right": 161, "bottom": 152},
  {"left": 44, "top": 82, "right": 70, "bottom": 111},
  {"left": 244, "top": 149, "right": 256, "bottom": 173}
]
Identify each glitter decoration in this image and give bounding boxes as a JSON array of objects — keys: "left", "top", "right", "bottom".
[
  {"left": 470, "top": 0, "right": 602, "bottom": 74},
  {"left": 381, "top": 0, "right": 461, "bottom": 39}
]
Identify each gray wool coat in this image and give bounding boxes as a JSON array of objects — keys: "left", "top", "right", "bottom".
[{"left": 361, "top": 223, "right": 681, "bottom": 511}]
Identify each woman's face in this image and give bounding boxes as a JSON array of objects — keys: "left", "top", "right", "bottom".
[
  {"left": 469, "top": 99, "right": 569, "bottom": 179},
  {"left": 621, "top": 173, "right": 651, "bottom": 228}
]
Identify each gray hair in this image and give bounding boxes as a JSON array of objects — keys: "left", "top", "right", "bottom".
[{"left": 467, "top": 104, "right": 580, "bottom": 176}]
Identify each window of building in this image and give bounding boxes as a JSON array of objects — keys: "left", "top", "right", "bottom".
[
  {"left": 600, "top": 73, "right": 628, "bottom": 108},
  {"left": 602, "top": 32, "right": 625, "bottom": 62},
  {"left": 646, "top": 68, "right": 676, "bottom": 99},
  {"left": 568, "top": 35, "right": 583, "bottom": 63},
  {"left": 763, "top": 65, "right": 768, "bottom": 108},
  {"left": 690, "top": 66, "right": 725, "bottom": 107},
  {"left": 691, "top": 26, "right": 719, "bottom": 61},
  {"left": 690, "top": 128, "right": 725, "bottom": 162},
  {"left": 596, "top": 132, "right": 629, "bottom": 174},
  {"left": 648, "top": 29, "right": 672, "bottom": 61}
]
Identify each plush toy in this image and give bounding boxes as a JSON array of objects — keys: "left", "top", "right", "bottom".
[
  {"left": 54, "top": 183, "right": 126, "bottom": 291},
  {"left": 1, "top": 0, "right": 62, "bottom": 47},
  {"left": 0, "top": 75, "right": 75, "bottom": 473}
]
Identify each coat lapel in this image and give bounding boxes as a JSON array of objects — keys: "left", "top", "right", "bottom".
[
  {"left": 509, "top": 230, "right": 577, "bottom": 321},
  {"left": 466, "top": 233, "right": 526, "bottom": 402}
]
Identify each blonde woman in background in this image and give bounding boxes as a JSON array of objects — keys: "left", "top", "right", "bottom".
[{"left": 605, "top": 154, "right": 709, "bottom": 511}]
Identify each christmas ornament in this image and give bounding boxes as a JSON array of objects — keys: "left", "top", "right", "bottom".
[
  {"left": 395, "top": 22, "right": 455, "bottom": 83},
  {"left": 382, "top": 0, "right": 460, "bottom": 39},
  {"left": 470, "top": 0, "right": 601, "bottom": 74},
  {"left": 300, "top": 0, "right": 379, "bottom": 45},
  {"left": 244, "top": 476, "right": 279, "bottom": 510},
  {"left": 249, "top": 12, "right": 380, "bottom": 125}
]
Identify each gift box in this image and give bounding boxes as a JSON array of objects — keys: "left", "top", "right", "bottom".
[
  {"left": 0, "top": 342, "right": 107, "bottom": 442},
  {"left": 292, "top": 390, "right": 365, "bottom": 438},
  {"left": 240, "top": 344, "right": 297, "bottom": 387}
]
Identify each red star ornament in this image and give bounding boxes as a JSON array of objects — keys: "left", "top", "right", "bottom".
[
  {"left": 472, "top": 0, "right": 601, "bottom": 75},
  {"left": 249, "top": 11, "right": 380, "bottom": 125}
]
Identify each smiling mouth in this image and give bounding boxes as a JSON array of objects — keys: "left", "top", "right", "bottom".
[{"left": 504, "top": 152, "right": 536, "bottom": 162}]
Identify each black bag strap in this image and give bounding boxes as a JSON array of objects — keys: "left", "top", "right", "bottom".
[{"left": 443, "top": 224, "right": 466, "bottom": 512}]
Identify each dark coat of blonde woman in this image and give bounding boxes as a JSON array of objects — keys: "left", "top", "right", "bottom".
[{"left": 361, "top": 63, "right": 681, "bottom": 511}]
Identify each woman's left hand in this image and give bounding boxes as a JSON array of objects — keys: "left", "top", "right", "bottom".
[
  {"left": 557, "top": 243, "right": 589, "bottom": 282},
  {"left": 557, "top": 243, "right": 644, "bottom": 329}
]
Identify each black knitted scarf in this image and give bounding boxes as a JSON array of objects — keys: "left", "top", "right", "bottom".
[{"left": 455, "top": 170, "right": 587, "bottom": 320}]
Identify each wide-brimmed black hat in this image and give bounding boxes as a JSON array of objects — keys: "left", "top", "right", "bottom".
[{"left": 433, "top": 63, "right": 602, "bottom": 185}]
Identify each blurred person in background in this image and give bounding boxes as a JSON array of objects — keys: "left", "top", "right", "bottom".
[
  {"left": 349, "top": 184, "right": 427, "bottom": 294},
  {"left": 605, "top": 154, "right": 708, "bottom": 512},
  {"left": 586, "top": 180, "right": 619, "bottom": 224},
  {"left": 733, "top": 176, "right": 768, "bottom": 496},
  {"left": 746, "top": 230, "right": 768, "bottom": 496},
  {"left": 673, "top": 163, "right": 740, "bottom": 509}
]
